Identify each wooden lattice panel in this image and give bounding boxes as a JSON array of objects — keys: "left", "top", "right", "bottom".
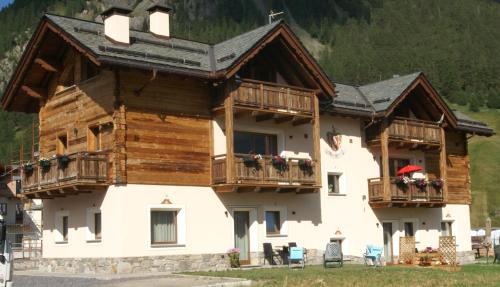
[
  {"left": 399, "top": 236, "right": 416, "bottom": 263},
  {"left": 439, "top": 236, "right": 457, "bottom": 265}
]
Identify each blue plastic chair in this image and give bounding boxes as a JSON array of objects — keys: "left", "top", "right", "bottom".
[
  {"left": 364, "top": 245, "right": 383, "bottom": 266},
  {"left": 288, "top": 247, "right": 305, "bottom": 269}
]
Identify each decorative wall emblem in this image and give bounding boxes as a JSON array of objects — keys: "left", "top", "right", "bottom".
[{"left": 326, "top": 126, "right": 344, "bottom": 158}]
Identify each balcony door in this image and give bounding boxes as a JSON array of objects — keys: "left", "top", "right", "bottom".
[
  {"left": 234, "top": 131, "right": 277, "bottom": 155},
  {"left": 382, "top": 222, "right": 394, "bottom": 264},
  {"left": 234, "top": 211, "right": 251, "bottom": 265}
]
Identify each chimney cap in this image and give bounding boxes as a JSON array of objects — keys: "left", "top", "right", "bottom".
[
  {"left": 101, "top": 5, "right": 133, "bottom": 18},
  {"left": 147, "top": 1, "right": 173, "bottom": 13}
]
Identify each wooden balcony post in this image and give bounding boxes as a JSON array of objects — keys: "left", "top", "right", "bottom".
[
  {"left": 225, "top": 87, "right": 234, "bottom": 184},
  {"left": 381, "top": 119, "right": 391, "bottom": 201},
  {"left": 259, "top": 83, "right": 264, "bottom": 109},
  {"left": 312, "top": 94, "right": 321, "bottom": 186},
  {"left": 439, "top": 127, "right": 448, "bottom": 202}
]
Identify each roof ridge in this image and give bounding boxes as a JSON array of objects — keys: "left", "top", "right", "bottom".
[
  {"left": 214, "top": 20, "right": 282, "bottom": 47},
  {"left": 360, "top": 71, "right": 422, "bottom": 88}
]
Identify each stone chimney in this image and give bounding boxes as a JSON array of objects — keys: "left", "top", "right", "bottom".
[
  {"left": 101, "top": 6, "right": 133, "bottom": 44},
  {"left": 147, "top": 2, "right": 173, "bottom": 38}
]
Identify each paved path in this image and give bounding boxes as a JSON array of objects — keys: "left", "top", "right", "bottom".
[{"left": 14, "top": 271, "right": 251, "bottom": 287}]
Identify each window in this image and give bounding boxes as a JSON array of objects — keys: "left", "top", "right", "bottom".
[
  {"left": 0, "top": 203, "right": 7, "bottom": 216},
  {"left": 404, "top": 222, "right": 414, "bottom": 237},
  {"left": 389, "top": 158, "right": 411, "bottom": 177},
  {"left": 151, "top": 210, "right": 177, "bottom": 245},
  {"left": 15, "top": 203, "right": 23, "bottom": 224},
  {"left": 441, "top": 222, "right": 453, "bottom": 236},
  {"left": 328, "top": 173, "right": 341, "bottom": 194},
  {"left": 87, "top": 126, "right": 101, "bottom": 151},
  {"left": 265, "top": 211, "right": 281, "bottom": 235},
  {"left": 86, "top": 208, "right": 102, "bottom": 242},
  {"left": 62, "top": 216, "right": 69, "bottom": 242},
  {"left": 234, "top": 131, "right": 277, "bottom": 155},
  {"left": 56, "top": 134, "right": 68, "bottom": 154},
  {"left": 94, "top": 213, "right": 102, "bottom": 240},
  {"left": 55, "top": 211, "right": 69, "bottom": 243}
]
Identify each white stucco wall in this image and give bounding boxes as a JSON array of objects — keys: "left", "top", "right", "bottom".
[{"left": 41, "top": 115, "right": 473, "bottom": 262}]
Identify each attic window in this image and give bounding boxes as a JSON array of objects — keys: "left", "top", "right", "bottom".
[{"left": 82, "top": 58, "right": 99, "bottom": 81}]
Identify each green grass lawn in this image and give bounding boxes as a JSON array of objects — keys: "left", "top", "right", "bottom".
[
  {"left": 451, "top": 106, "right": 500, "bottom": 227},
  {"left": 188, "top": 264, "right": 500, "bottom": 287}
]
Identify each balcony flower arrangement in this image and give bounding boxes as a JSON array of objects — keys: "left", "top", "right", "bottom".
[
  {"left": 39, "top": 157, "right": 51, "bottom": 172},
  {"left": 394, "top": 176, "right": 410, "bottom": 189},
  {"left": 23, "top": 162, "right": 34, "bottom": 174},
  {"left": 57, "top": 154, "right": 70, "bottom": 169},
  {"left": 298, "top": 159, "right": 313, "bottom": 175},
  {"left": 414, "top": 178, "right": 427, "bottom": 191},
  {"left": 431, "top": 179, "right": 444, "bottom": 190},
  {"left": 227, "top": 248, "right": 241, "bottom": 268},
  {"left": 271, "top": 155, "right": 288, "bottom": 173},
  {"left": 243, "top": 153, "right": 262, "bottom": 169}
]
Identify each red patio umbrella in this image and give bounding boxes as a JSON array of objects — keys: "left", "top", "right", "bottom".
[{"left": 397, "top": 165, "right": 422, "bottom": 176}]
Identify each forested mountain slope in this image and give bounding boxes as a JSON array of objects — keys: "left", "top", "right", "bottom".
[{"left": 0, "top": 0, "right": 498, "bottom": 226}]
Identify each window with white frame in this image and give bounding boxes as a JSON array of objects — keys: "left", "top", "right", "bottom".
[
  {"left": 86, "top": 208, "right": 102, "bottom": 242},
  {"left": 148, "top": 205, "right": 186, "bottom": 247},
  {"left": 441, "top": 221, "right": 453, "bottom": 236},
  {"left": 264, "top": 206, "right": 287, "bottom": 237},
  {"left": 328, "top": 172, "right": 344, "bottom": 195},
  {"left": 55, "top": 211, "right": 69, "bottom": 243}
]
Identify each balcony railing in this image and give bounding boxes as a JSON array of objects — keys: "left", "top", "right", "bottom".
[
  {"left": 230, "top": 79, "right": 315, "bottom": 115},
  {"left": 366, "top": 117, "right": 441, "bottom": 145},
  {"left": 368, "top": 177, "right": 444, "bottom": 207},
  {"left": 22, "top": 152, "right": 110, "bottom": 195},
  {"left": 212, "top": 154, "right": 317, "bottom": 186}
]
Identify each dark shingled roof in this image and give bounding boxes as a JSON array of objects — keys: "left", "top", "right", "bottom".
[
  {"left": 327, "top": 73, "right": 493, "bottom": 136},
  {"left": 45, "top": 14, "right": 281, "bottom": 77}
]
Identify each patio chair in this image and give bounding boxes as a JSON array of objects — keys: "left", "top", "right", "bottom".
[
  {"left": 364, "top": 245, "right": 383, "bottom": 266},
  {"left": 324, "top": 242, "right": 343, "bottom": 268},
  {"left": 263, "top": 243, "right": 281, "bottom": 265},
  {"left": 494, "top": 245, "right": 500, "bottom": 264},
  {"left": 288, "top": 247, "right": 305, "bottom": 269}
]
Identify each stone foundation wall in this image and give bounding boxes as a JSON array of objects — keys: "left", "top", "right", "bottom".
[{"left": 14, "top": 249, "right": 477, "bottom": 274}]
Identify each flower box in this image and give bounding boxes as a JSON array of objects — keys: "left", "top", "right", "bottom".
[
  {"left": 57, "top": 155, "right": 70, "bottom": 169},
  {"left": 39, "top": 158, "right": 51, "bottom": 172}
]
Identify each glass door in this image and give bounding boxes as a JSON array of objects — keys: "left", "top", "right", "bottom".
[
  {"left": 383, "top": 222, "right": 394, "bottom": 264},
  {"left": 234, "top": 211, "right": 250, "bottom": 265}
]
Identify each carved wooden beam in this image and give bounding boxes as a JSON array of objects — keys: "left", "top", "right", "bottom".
[
  {"left": 34, "top": 57, "right": 60, "bottom": 73},
  {"left": 21, "top": 85, "right": 46, "bottom": 99}
]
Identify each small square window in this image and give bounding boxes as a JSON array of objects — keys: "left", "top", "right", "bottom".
[
  {"left": 265, "top": 211, "right": 281, "bottom": 235},
  {"left": 441, "top": 222, "right": 452, "bottom": 236},
  {"left": 88, "top": 126, "right": 101, "bottom": 152},
  {"left": 328, "top": 173, "right": 341, "bottom": 194},
  {"left": 404, "top": 222, "right": 414, "bottom": 237},
  {"left": 151, "top": 210, "right": 177, "bottom": 245}
]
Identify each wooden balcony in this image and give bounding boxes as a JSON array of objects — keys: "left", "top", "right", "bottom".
[
  {"left": 212, "top": 154, "right": 319, "bottom": 193},
  {"left": 368, "top": 177, "right": 445, "bottom": 208},
  {"left": 22, "top": 152, "right": 110, "bottom": 199},
  {"left": 366, "top": 117, "right": 442, "bottom": 149}
]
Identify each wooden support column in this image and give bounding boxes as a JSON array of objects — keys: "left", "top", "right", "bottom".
[
  {"left": 312, "top": 94, "right": 321, "bottom": 186},
  {"left": 225, "top": 84, "right": 234, "bottom": 184},
  {"left": 381, "top": 120, "right": 391, "bottom": 201},
  {"left": 113, "top": 69, "right": 127, "bottom": 184},
  {"left": 439, "top": 127, "right": 448, "bottom": 202}
]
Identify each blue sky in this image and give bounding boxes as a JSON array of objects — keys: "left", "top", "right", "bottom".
[{"left": 0, "top": 0, "right": 13, "bottom": 11}]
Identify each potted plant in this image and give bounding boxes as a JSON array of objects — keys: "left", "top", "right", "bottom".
[
  {"left": 298, "top": 159, "right": 313, "bottom": 175},
  {"left": 23, "top": 162, "right": 34, "bottom": 174},
  {"left": 57, "top": 154, "right": 70, "bottom": 169},
  {"left": 414, "top": 178, "right": 427, "bottom": 191},
  {"left": 431, "top": 179, "right": 444, "bottom": 191},
  {"left": 243, "top": 153, "right": 262, "bottom": 168},
  {"left": 39, "top": 157, "right": 51, "bottom": 172},
  {"left": 419, "top": 254, "right": 432, "bottom": 266},
  {"left": 271, "top": 155, "right": 287, "bottom": 173},
  {"left": 394, "top": 176, "right": 410, "bottom": 189},
  {"left": 227, "top": 248, "right": 240, "bottom": 268}
]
